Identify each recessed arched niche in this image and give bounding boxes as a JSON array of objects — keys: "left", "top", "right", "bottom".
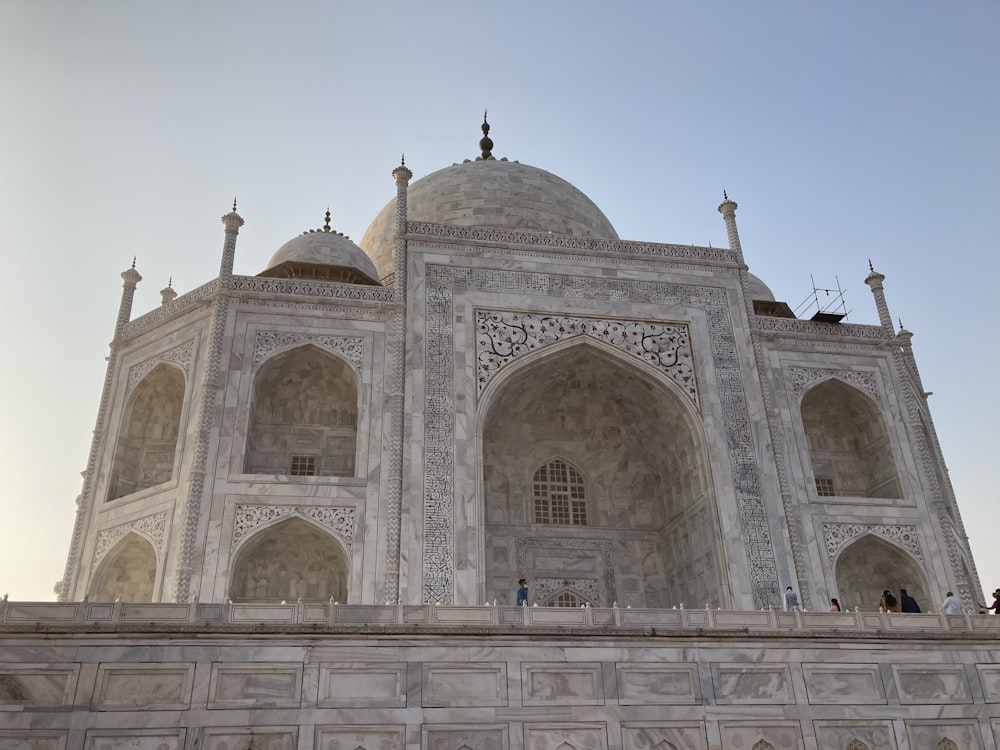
[
  {"left": 229, "top": 516, "right": 348, "bottom": 602},
  {"left": 834, "top": 533, "right": 928, "bottom": 611},
  {"left": 107, "top": 363, "right": 184, "bottom": 501},
  {"left": 88, "top": 532, "right": 157, "bottom": 602},
  {"left": 800, "top": 379, "right": 900, "bottom": 499},
  {"left": 244, "top": 345, "right": 358, "bottom": 478},
  {"left": 481, "top": 341, "right": 722, "bottom": 609}
]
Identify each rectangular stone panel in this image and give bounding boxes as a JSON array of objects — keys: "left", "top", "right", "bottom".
[
  {"left": 208, "top": 662, "right": 302, "bottom": 708},
  {"left": 332, "top": 605, "right": 398, "bottom": 624},
  {"left": 892, "top": 665, "right": 972, "bottom": 704},
  {"left": 616, "top": 664, "right": 700, "bottom": 705},
  {"left": 318, "top": 663, "right": 407, "bottom": 708},
  {"left": 315, "top": 726, "right": 404, "bottom": 750},
  {"left": 719, "top": 722, "right": 803, "bottom": 750},
  {"left": 422, "top": 663, "right": 507, "bottom": 707},
  {"left": 813, "top": 721, "right": 897, "bottom": 750},
  {"left": 0, "top": 664, "right": 79, "bottom": 709},
  {"left": 904, "top": 720, "right": 982, "bottom": 750},
  {"left": 622, "top": 724, "right": 707, "bottom": 750},
  {"left": 978, "top": 665, "right": 1000, "bottom": 702},
  {"left": 93, "top": 663, "right": 193, "bottom": 710},
  {"left": 422, "top": 724, "right": 508, "bottom": 750},
  {"left": 119, "top": 603, "right": 191, "bottom": 621},
  {"left": 3, "top": 604, "right": 79, "bottom": 622},
  {"left": 84, "top": 730, "right": 186, "bottom": 750},
  {"left": 229, "top": 604, "right": 296, "bottom": 622},
  {"left": 802, "top": 663, "right": 886, "bottom": 704},
  {"left": 712, "top": 664, "right": 795, "bottom": 704},
  {"left": 198, "top": 728, "right": 296, "bottom": 750},
  {"left": 523, "top": 724, "right": 608, "bottom": 750},
  {"left": 430, "top": 606, "right": 497, "bottom": 624},
  {"left": 522, "top": 662, "right": 604, "bottom": 706},
  {"left": 0, "top": 733, "right": 67, "bottom": 750}
]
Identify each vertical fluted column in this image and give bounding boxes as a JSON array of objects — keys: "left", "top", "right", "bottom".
[
  {"left": 384, "top": 159, "right": 412, "bottom": 603},
  {"left": 219, "top": 202, "right": 244, "bottom": 282},
  {"left": 59, "top": 262, "right": 142, "bottom": 600},
  {"left": 864, "top": 263, "right": 894, "bottom": 333},
  {"left": 717, "top": 193, "right": 744, "bottom": 264}
]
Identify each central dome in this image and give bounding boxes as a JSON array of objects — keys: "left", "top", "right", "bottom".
[{"left": 361, "top": 158, "right": 618, "bottom": 282}]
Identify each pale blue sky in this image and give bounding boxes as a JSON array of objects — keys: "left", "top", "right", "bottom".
[{"left": 1, "top": 2, "right": 997, "bottom": 604}]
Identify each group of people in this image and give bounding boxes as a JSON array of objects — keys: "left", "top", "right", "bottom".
[{"left": 878, "top": 588, "right": 921, "bottom": 612}]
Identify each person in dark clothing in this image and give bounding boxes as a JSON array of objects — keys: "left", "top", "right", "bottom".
[
  {"left": 516, "top": 579, "right": 528, "bottom": 606},
  {"left": 880, "top": 590, "right": 898, "bottom": 612},
  {"left": 978, "top": 588, "right": 1000, "bottom": 614},
  {"left": 900, "top": 589, "right": 921, "bottom": 613}
]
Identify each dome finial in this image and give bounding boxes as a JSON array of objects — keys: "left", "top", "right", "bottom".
[
  {"left": 479, "top": 110, "right": 494, "bottom": 160},
  {"left": 324, "top": 208, "right": 331, "bottom": 232},
  {"left": 232, "top": 197, "right": 237, "bottom": 212},
  {"left": 131, "top": 256, "right": 136, "bottom": 269},
  {"left": 400, "top": 153, "right": 405, "bottom": 167}
]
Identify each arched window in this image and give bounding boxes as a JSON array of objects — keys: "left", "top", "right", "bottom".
[
  {"left": 545, "top": 590, "right": 586, "bottom": 608},
  {"left": 532, "top": 459, "right": 587, "bottom": 525}
]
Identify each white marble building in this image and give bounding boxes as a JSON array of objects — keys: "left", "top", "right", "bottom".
[{"left": 3, "top": 119, "right": 999, "bottom": 750}]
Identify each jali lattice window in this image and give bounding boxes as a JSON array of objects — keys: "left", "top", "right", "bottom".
[
  {"left": 533, "top": 459, "right": 587, "bottom": 525},
  {"left": 815, "top": 476, "right": 836, "bottom": 496},
  {"left": 546, "top": 590, "right": 586, "bottom": 608},
  {"left": 290, "top": 455, "right": 316, "bottom": 476}
]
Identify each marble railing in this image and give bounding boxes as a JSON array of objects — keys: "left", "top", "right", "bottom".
[{"left": 2, "top": 600, "right": 999, "bottom": 634}]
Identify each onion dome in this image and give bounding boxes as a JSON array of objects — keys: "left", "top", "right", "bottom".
[{"left": 261, "top": 210, "right": 380, "bottom": 285}]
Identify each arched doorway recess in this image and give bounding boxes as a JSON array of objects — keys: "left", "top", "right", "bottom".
[
  {"left": 89, "top": 532, "right": 157, "bottom": 602},
  {"left": 229, "top": 516, "right": 349, "bottom": 602},
  {"left": 481, "top": 342, "right": 723, "bottom": 608},
  {"left": 834, "top": 534, "right": 929, "bottom": 611}
]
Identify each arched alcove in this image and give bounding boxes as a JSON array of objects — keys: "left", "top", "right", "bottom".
[
  {"left": 108, "top": 364, "right": 184, "bottom": 500},
  {"left": 89, "top": 532, "right": 157, "bottom": 602},
  {"left": 244, "top": 345, "right": 358, "bottom": 477},
  {"left": 801, "top": 379, "right": 900, "bottom": 499},
  {"left": 834, "top": 534, "right": 929, "bottom": 611},
  {"left": 481, "top": 341, "right": 722, "bottom": 608},
  {"left": 229, "top": 516, "right": 348, "bottom": 602}
]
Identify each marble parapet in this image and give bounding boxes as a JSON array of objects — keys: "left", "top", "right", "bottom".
[{"left": 1, "top": 601, "right": 998, "bottom": 638}]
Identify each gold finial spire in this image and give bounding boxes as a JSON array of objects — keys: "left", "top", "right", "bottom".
[{"left": 323, "top": 208, "right": 332, "bottom": 232}]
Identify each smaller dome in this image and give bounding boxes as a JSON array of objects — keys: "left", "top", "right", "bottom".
[
  {"left": 746, "top": 272, "right": 775, "bottom": 301},
  {"left": 262, "top": 218, "right": 380, "bottom": 286}
]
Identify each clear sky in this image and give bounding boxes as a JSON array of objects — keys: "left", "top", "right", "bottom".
[{"left": 1, "top": 2, "right": 997, "bottom": 605}]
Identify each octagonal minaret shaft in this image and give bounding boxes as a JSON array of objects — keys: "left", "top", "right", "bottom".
[
  {"left": 717, "top": 191, "right": 744, "bottom": 263},
  {"left": 219, "top": 199, "right": 245, "bottom": 280},
  {"left": 864, "top": 261, "right": 894, "bottom": 333},
  {"left": 115, "top": 259, "right": 143, "bottom": 338}
]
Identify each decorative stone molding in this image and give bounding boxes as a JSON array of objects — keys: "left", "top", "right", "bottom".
[
  {"left": 253, "top": 331, "right": 363, "bottom": 369},
  {"left": 409, "top": 221, "right": 736, "bottom": 263},
  {"left": 754, "top": 316, "right": 890, "bottom": 340},
  {"left": 476, "top": 311, "right": 697, "bottom": 405},
  {"left": 425, "top": 265, "right": 780, "bottom": 607},
  {"left": 126, "top": 341, "right": 194, "bottom": 399},
  {"left": 533, "top": 577, "right": 600, "bottom": 605},
  {"left": 120, "top": 279, "right": 220, "bottom": 339},
  {"left": 515, "top": 537, "right": 616, "bottom": 605},
  {"left": 823, "top": 522, "right": 924, "bottom": 561},
  {"left": 231, "top": 275, "right": 396, "bottom": 302},
  {"left": 788, "top": 367, "right": 880, "bottom": 402},
  {"left": 94, "top": 512, "right": 167, "bottom": 566},
  {"left": 232, "top": 504, "right": 355, "bottom": 552}
]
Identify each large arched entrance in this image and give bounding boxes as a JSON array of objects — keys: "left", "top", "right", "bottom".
[
  {"left": 481, "top": 342, "right": 724, "bottom": 608},
  {"left": 834, "top": 534, "right": 929, "bottom": 611},
  {"left": 229, "top": 517, "right": 349, "bottom": 602}
]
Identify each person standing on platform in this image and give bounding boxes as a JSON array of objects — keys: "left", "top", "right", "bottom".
[
  {"left": 516, "top": 579, "right": 528, "bottom": 607},
  {"left": 900, "top": 589, "right": 921, "bottom": 613},
  {"left": 941, "top": 591, "right": 962, "bottom": 615}
]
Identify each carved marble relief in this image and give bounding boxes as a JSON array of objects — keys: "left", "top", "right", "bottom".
[
  {"left": 616, "top": 665, "right": 700, "bottom": 705},
  {"left": 522, "top": 724, "right": 608, "bottom": 750},
  {"left": 904, "top": 722, "right": 982, "bottom": 750},
  {"left": 476, "top": 311, "right": 697, "bottom": 405},
  {"left": 0, "top": 666, "right": 78, "bottom": 708},
  {"left": 521, "top": 662, "right": 604, "bottom": 706},
  {"left": 621, "top": 724, "right": 707, "bottom": 750},
  {"left": 207, "top": 663, "right": 303, "bottom": 708},
  {"left": 253, "top": 330, "right": 364, "bottom": 369},
  {"left": 515, "top": 537, "right": 615, "bottom": 605},
  {"left": 94, "top": 512, "right": 166, "bottom": 567},
  {"left": 232, "top": 504, "right": 355, "bottom": 552},
  {"left": 92, "top": 663, "right": 193, "bottom": 710},
  {"left": 713, "top": 665, "right": 795, "bottom": 704},
  {"left": 424, "top": 265, "right": 779, "bottom": 606},
  {"left": 801, "top": 664, "right": 886, "bottom": 704},
  {"left": 125, "top": 341, "right": 193, "bottom": 399},
  {"left": 788, "top": 367, "right": 880, "bottom": 402},
  {"left": 422, "top": 725, "right": 507, "bottom": 750},
  {"left": 317, "top": 664, "right": 407, "bottom": 708},
  {"left": 198, "top": 728, "right": 297, "bottom": 750},
  {"left": 84, "top": 731, "right": 185, "bottom": 750},
  {"left": 892, "top": 666, "right": 972, "bottom": 704},
  {"left": 823, "top": 523, "right": 923, "bottom": 561},
  {"left": 718, "top": 723, "right": 802, "bottom": 750},
  {"left": 421, "top": 663, "right": 507, "bottom": 707},
  {"left": 813, "top": 722, "right": 897, "bottom": 750},
  {"left": 315, "top": 726, "right": 403, "bottom": 750}
]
